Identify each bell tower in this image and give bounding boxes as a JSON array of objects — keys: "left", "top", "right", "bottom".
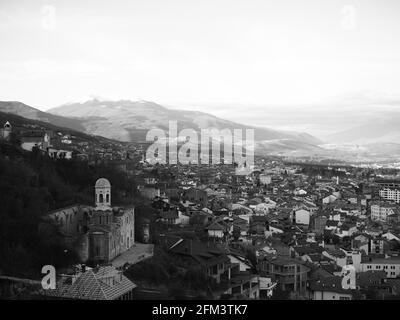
[
  {"left": 95, "top": 178, "right": 111, "bottom": 207},
  {"left": 3, "top": 121, "right": 11, "bottom": 140}
]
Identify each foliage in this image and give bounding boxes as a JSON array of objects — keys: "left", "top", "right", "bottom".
[
  {"left": 270, "top": 286, "right": 291, "bottom": 300},
  {"left": 125, "top": 247, "right": 212, "bottom": 295},
  {"left": 0, "top": 142, "right": 137, "bottom": 277}
]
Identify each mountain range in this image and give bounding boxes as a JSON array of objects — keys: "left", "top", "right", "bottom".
[
  {"left": 0, "top": 100, "right": 323, "bottom": 155},
  {"left": 3, "top": 98, "right": 400, "bottom": 163},
  {"left": 325, "top": 111, "right": 400, "bottom": 144},
  {"left": 48, "top": 99, "right": 322, "bottom": 144}
]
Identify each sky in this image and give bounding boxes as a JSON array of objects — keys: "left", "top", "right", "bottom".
[{"left": 1, "top": 0, "right": 400, "bottom": 136}]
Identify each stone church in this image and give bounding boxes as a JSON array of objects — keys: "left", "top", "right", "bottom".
[
  {"left": 45, "top": 178, "right": 135, "bottom": 264},
  {"left": 0, "top": 121, "right": 12, "bottom": 140}
]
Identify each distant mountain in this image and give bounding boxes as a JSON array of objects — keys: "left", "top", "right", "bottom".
[
  {"left": 326, "top": 112, "right": 400, "bottom": 144},
  {"left": 47, "top": 99, "right": 323, "bottom": 152},
  {"left": 0, "top": 101, "right": 86, "bottom": 132},
  {"left": 0, "top": 99, "right": 324, "bottom": 155}
]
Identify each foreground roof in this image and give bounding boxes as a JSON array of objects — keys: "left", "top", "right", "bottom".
[{"left": 43, "top": 265, "right": 136, "bottom": 300}]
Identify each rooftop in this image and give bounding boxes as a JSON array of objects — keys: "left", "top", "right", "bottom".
[{"left": 43, "top": 265, "right": 137, "bottom": 300}]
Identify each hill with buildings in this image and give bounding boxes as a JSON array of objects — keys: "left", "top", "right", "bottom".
[
  {"left": 0, "top": 110, "right": 130, "bottom": 162},
  {"left": 0, "top": 101, "right": 86, "bottom": 132},
  {"left": 0, "top": 135, "right": 138, "bottom": 278}
]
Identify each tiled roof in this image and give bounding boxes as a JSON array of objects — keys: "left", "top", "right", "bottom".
[
  {"left": 44, "top": 266, "right": 136, "bottom": 300},
  {"left": 357, "top": 270, "right": 386, "bottom": 287},
  {"left": 326, "top": 249, "right": 346, "bottom": 258},
  {"left": 206, "top": 221, "right": 226, "bottom": 231},
  {"left": 364, "top": 257, "right": 400, "bottom": 265},
  {"left": 97, "top": 266, "right": 137, "bottom": 300},
  {"left": 168, "top": 238, "right": 230, "bottom": 267},
  {"left": 293, "top": 245, "right": 323, "bottom": 256},
  {"left": 309, "top": 276, "right": 353, "bottom": 294}
]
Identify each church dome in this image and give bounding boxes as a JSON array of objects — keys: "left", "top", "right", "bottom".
[{"left": 95, "top": 178, "right": 111, "bottom": 189}]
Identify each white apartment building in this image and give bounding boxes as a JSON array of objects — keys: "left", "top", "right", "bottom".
[
  {"left": 361, "top": 258, "right": 400, "bottom": 278},
  {"left": 370, "top": 201, "right": 398, "bottom": 222},
  {"left": 380, "top": 187, "right": 400, "bottom": 203}
]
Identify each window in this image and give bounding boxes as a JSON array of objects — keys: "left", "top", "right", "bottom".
[
  {"left": 391, "top": 266, "right": 395, "bottom": 269},
  {"left": 99, "top": 193, "right": 104, "bottom": 203},
  {"left": 212, "top": 265, "right": 218, "bottom": 274},
  {"left": 106, "top": 194, "right": 110, "bottom": 203}
]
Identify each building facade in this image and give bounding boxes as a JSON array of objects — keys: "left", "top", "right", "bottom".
[
  {"left": 258, "top": 257, "right": 310, "bottom": 295},
  {"left": 46, "top": 178, "right": 135, "bottom": 264},
  {"left": 371, "top": 201, "right": 398, "bottom": 222},
  {"left": 379, "top": 188, "right": 400, "bottom": 203},
  {"left": 361, "top": 258, "right": 400, "bottom": 278}
]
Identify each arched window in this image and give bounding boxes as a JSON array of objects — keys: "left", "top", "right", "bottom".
[
  {"left": 99, "top": 193, "right": 104, "bottom": 203},
  {"left": 106, "top": 194, "right": 109, "bottom": 203}
]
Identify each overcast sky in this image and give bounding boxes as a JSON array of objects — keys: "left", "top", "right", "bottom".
[{"left": 1, "top": 0, "right": 400, "bottom": 136}]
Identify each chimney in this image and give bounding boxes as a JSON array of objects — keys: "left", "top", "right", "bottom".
[{"left": 71, "top": 274, "right": 79, "bottom": 284}]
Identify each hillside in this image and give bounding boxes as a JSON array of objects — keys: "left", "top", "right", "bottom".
[
  {"left": 0, "top": 99, "right": 326, "bottom": 156},
  {"left": 0, "top": 101, "right": 86, "bottom": 132},
  {"left": 47, "top": 99, "right": 323, "bottom": 151},
  {"left": 0, "top": 110, "right": 124, "bottom": 149}
]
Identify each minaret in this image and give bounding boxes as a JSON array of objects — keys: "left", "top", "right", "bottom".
[
  {"left": 95, "top": 178, "right": 111, "bottom": 207},
  {"left": 3, "top": 121, "right": 11, "bottom": 140}
]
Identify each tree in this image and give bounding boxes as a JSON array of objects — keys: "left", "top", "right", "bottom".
[
  {"left": 271, "top": 286, "right": 290, "bottom": 300},
  {"left": 233, "top": 228, "right": 241, "bottom": 241}
]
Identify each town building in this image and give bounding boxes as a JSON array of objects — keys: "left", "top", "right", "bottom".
[
  {"left": 44, "top": 178, "right": 135, "bottom": 264},
  {"left": 361, "top": 257, "right": 400, "bottom": 278},
  {"left": 20, "top": 131, "right": 51, "bottom": 151},
  {"left": 379, "top": 188, "right": 400, "bottom": 203},
  {"left": 258, "top": 257, "right": 310, "bottom": 296},
  {"left": 371, "top": 201, "right": 399, "bottom": 222},
  {"left": 309, "top": 276, "right": 353, "bottom": 300},
  {"left": 43, "top": 265, "right": 137, "bottom": 300},
  {"left": 0, "top": 121, "right": 11, "bottom": 140}
]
